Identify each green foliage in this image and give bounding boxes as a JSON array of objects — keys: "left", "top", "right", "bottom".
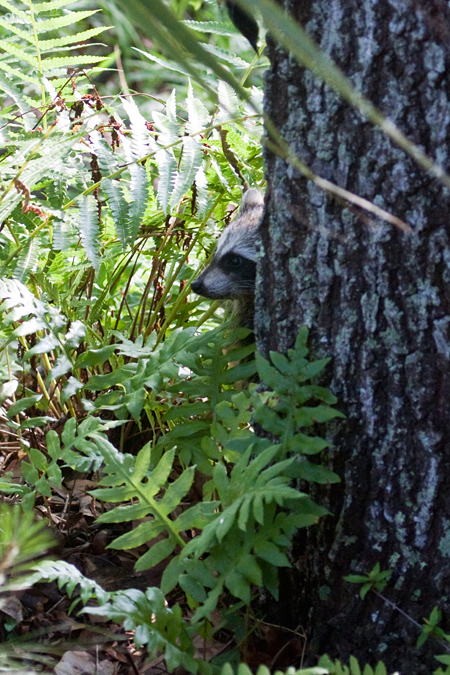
[
  {"left": 344, "top": 563, "right": 392, "bottom": 600},
  {"left": 317, "top": 655, "right": 390, "bottom": 675},
  {"left": 415, "top": 607, "right": 450, "bottom": 674},
  {"left": 0, "top": 0, "right": 109, "bottom": 98},
  {"left": 0, "top": 505, "right": 54, "bottom": 584},
  {"left": 0, "top": 505, "right": 55, "bottom": 671},
  {"left": 219, "top": 664, "right": 327, "bottom": 675}
]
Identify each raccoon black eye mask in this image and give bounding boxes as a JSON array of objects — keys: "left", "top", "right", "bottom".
[{"left": 191, "top": 189, "right": 264, "bottom": 300}]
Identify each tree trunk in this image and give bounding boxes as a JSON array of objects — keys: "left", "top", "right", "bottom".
[{"left": 256, "top": 1, "right": 450, "bottom": 671}]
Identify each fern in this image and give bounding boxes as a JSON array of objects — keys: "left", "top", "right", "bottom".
[
  {"left": 317, "top": 655, "right": 391, "bottom": 675},
  {"left": 202, "top": 44, "right": 250, "bottom": 69},
  {"left": 0, "top": 1, "right": 108, "bottom": 97},
  {"left": 89, "top": 130, "right": 128, "bottom": 248},
  {"left": 84, "top": 588, "right": 199, "bottom": 673},
  {"left": 186, "top": 81, "right": 210, "bottom": 134},
  {"left": 217, "top": 81, "right": 241, "bottom": 122},
  {"left": 156, "top": 148, "right": 177, "bottom": 214},
  {"left": 170, "top": 136, "right": 204, "bottom": 208},
  {"left": 77, "top": 194, "right": 100, "bottom": 271},
  {"left": 182, "top": 20, "right": 241, "bottom": 36},
  {"left": 0, "top": 72, "right": 35, "bottom": 131},
  {"left": 220, "top": 665, "right": 328, "bottom": 675},
  {"left": 13, "top": 238, "right": 38, "bottom": 282}
]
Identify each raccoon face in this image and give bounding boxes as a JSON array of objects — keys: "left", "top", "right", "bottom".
[{"left": 191, "top": 189, "right": 264, "bottom": 300}]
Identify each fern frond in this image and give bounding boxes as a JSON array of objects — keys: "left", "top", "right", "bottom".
[
  {"left": 186, "top": 81, "right": 209, "bottom": 134},
  {"left": 0, "top": 0, "right": 28, "bottom": 20},
  {"left": 135, "top": 47, "right": 200, "bottom": 80},
  {"left": 77, "top": 194, "right": 100, "bottom": 272},
  {"left": 0, "top": 18, "right": 32, "bottom": 44},
  {"left": 84, "top": 587, "right": 198, "bottom": 674},
  {"left": 194, "top": 165, "right": 209, "bottom": 219},
  {"left": 0, "top": 42, "right": 38, "bottom": 68},
  {"left": 52, "top": 220, "right": 76, "bottom": 252},
  {"left": 38, "top": 26, "right": 112, "bottom": 51},
  {"left": 31, "top": 10, "right": 100, "bottom": 33},
  {"left": 0, "top": 73, "right": 35, "bottom": 131},
  {"left": 121, "top": 96, "right": 152, "bottom": 160},
  {"left": 13, "top": 239, "right": 38, "bottom": 283},
  {"left": 156, "top": 149, "right": 177, "bottom": 214},
  {"left": 127, "top": 163, "right": 148, "bottom": 242},
  {"left": 0, "top": 61, "right": 41, "bottom": 87},
  {"left": 0, "top": 192, "right": 23, "bottom": 227},
  {"left": 89, "top": 441, "right": 189, "bottom": 557},
  {"left": 202, "top": 44, "right": 249, "bottom": 69},
  {"left": 182, "top": 20, "right": 240, "bottom": 36},
  {"left": 32, "top": 0, "right": 86, "bottom": 10},
  {"left": 120, "top": 107, "right": 150, "bottom": 241},
  {"left": 217, "top": 80, "right": 241, "bottom": 122},
  {"left": 89, "top": 131, "right": 129, "bottom": 248},
  {"left": 28, "top": 559, "right": 110, "bottom": 605},
  {"left": 170, "top": 136, "right": 203, "bottom": 208},
  {"left": 41, "top": 55, "right": 105, "bottom": 69}
]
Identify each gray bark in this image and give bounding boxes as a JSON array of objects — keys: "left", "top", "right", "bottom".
[{"left": 256, "top": 0, "right": 450, "bottom": 671}]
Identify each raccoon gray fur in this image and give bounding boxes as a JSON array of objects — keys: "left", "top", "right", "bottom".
[{"left": 191, "top": 189, "right": 264, "bottom": 328}]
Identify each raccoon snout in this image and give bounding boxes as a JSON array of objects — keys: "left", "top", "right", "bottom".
[{"left": 190, "top": 277, "right": 205, "bottom": 295}]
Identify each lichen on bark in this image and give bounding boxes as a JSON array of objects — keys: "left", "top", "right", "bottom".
[{"left": 256, "top": 0, "right": 450, "bottom": 670}]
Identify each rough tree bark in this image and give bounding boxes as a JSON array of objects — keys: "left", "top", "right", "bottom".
[{"left": 256, "top": 1, "right": 450, "bottom": 671}]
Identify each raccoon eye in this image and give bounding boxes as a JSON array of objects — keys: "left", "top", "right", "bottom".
[{"left": 229, "top": 255, "right": 243, "bottom": 267}]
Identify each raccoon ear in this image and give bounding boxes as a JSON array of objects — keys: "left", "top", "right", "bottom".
[{"left": 240, "top": 188, "right": 264, "bottom": 212}]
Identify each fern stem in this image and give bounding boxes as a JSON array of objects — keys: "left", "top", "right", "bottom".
[
  {"left": 114, "top": 45, "right": 131, "bottom": 98},
  {"left": 193, "top": 301, "right": 222, "bottom": 329},
  {"left": 239, "top": 42, "right": 266, "bottom": 88},
  {"left": 26, "top": 0, "right": 45, "bottom": 127},
  {"left": 5, "top": 348, "right": 23, "bottom": 441},
  {"left": 150, "top": 196, "right": 223, "bottom": 344}
]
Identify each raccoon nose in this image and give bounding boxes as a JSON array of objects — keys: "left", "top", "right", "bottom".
[{"left": 191, "top": 278, "right": 203, "bottom": 295}]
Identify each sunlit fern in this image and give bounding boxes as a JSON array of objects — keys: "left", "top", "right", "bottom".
[{"left": 0, "top": 0, "right": 111, "bottom": 107}]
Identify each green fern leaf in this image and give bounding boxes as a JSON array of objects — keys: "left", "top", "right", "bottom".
[
  {"left": 0, "top": 18, "right": 32, "bottom": 43},
  {"left": 0, "top": 61, "right": 41, "bottom": 86},
  {"left": 217, "top": 80, "right": 240, "bottom": 122},
  {"left": 194, "top": 165, "right": 209, "bottom": 219},
  {"left": 19, "top": 133, "right": 86, "bottom": 191},
  {"left": 0, "top": 73, "right": 35, "bottom": 131},
  {"left": 42, "top": 55, "right": 105, "bottom": 69},
  {"left": 29, "top": 559, "right": 110, "bottom": 604},
  {"left": 38, "top": 26, "right": 112, "bottom": 51},
  {"left": 0, "top": 42, "right": 38, "bottom": 68},
  {"left": 32, "top": 10, "right": 100, "bottom": 33},
  {"left": 186, "top": 81, "right": 209, "bottom": 134},
  {"left": 182, "top": 20, "right": 240, "bottom": 35},
  {"left": 89, "top": 440, "right": 189, "bottom": 566},
  {"left": 170, "top": 136, "right": 203, "bottom": 208},
  {"left": 120, "top": 98, "right": 150, "bottom": 239},
  {"left": 135, "top": 47, "right": 194, "bottom": 80},
  {"left": 0, "top": 0, "right": 28, "bottom": 20},
  {"left": 32, "top": 0, "right": 87, "bottom": 9},
  {"left": 203, "top": 43, "right": 249, "bottom": 69},
  {"left": 121, "top": 97, "right": 152, "bottom": 160},
  {"left": 13, "top": 239, "right": 38, "bottom": 283},
  {"left": 89, "top": 131, "right": 128, "bottom": 248},
  {"left": 152, "top": 89, "right": 179, "bottom": 141},
  {"left": 127, "top": 163, "right": 148, "bottom": 242},
  {"left": 0, "top": 192, "right": 23, "bottom": 228},
  {"left": 156, "top": 149, "right": 177, "bottom": 214},
  {"left": 77, "top": 194, "right": 100, "bottom": 272}
]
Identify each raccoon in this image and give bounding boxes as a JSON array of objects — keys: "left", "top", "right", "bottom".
[{"left": 191, "top": 189, "right": 264, "bottom": 326}]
